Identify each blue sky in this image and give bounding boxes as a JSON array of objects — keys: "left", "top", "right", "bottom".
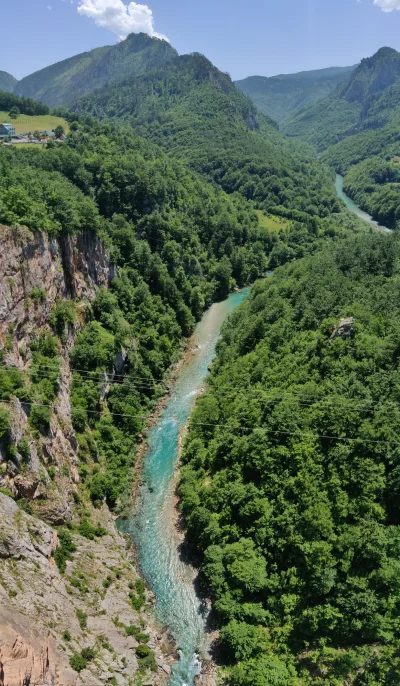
[{"left": 2, "top": 0, "right": 400, "bottom": 81}]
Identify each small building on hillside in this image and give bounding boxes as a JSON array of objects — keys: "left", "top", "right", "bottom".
[
  {"left": 0, "top": 123, "right": 16, "bottom": 138},
  {"left": 41, "top": 130, "right": 55, "bottom": 140}
]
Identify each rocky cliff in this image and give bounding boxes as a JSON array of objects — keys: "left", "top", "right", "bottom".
[{"left": 0, "top": 225, "right": 175, "bottom": 686}]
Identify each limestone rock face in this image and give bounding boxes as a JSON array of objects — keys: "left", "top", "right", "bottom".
[
  {"left": 0, "top": 623, "right": 78, "bottom": 686},
  {"left": 0, "top": 493, "right": 57, "bottom": 563},
  {"left": 0, "top": 225, "right": 113, "bottom": 337},
  {"left": 330, "top": 317, "right": 355, "bottom": 341},
  {"left": 0, "top": 226, "right": 174, "bottom": 685},
  {"left": 0, "top": 494, "right": 173, "bottom": 686},
  {"left": 0, "top": 225, "right": 117, "bottom": 524}
]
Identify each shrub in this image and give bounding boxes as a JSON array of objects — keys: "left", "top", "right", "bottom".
[
  {"left": 54, "top": 529, "right": 76, "bottom": 573},
  {"left": 0, "top": 407, "right": 10, "bottom": 440},
  {"left": 129, "top": 579, "right": 146, "bottom": 611},
  {"left": 0, "top": 367, "right": 25, "bottom": 401},
  {"left": 17, "top": 437, "right": 30, "bottom": 462},
  {"left": 78, "top": 518, "right": 107, "bottom": 540},
  {"left": 63, "top": 630, "right": 71, "bottom": 641},
  {"left": 69, "top": 647, "right": 95, "bottom": 672},
  {"left": 136, "top": 644, "right": 151, "bottom": 659},
  {"left": 71, "top": 407, "right": 87, "bottom": 432},
  {"left": 136, "top": 644, "right": 157, "bottom": 672},
  {"left": 125, "top": 625, "right": 149, "bottom": 642},
  {"left": 76, "top": 608, "right": 87, "bottom": 630},
  {"left": 102, "top": 575, "right": 113, "bottom": 589},
  {"left": 17, "top": 498, "right": 32, "bottom": 514},
  {"left": 70, "top": 322, "right": 115, "bottom": 371},
  {"left": 30, "top": 287, "right": 46, "bottom": 304},
  {"left": 50, "top": 301, "right": 76, "bottom": 338},
  {"left": 29, "top": 405, "right": 51, "bottom": 433},
  {"left": 32, "top": 333, "right": 59, "bottom": 358}
]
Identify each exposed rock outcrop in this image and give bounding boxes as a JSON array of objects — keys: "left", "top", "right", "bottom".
[
  {"left": 0, "top": 226, "right": 175, "bottom": 686},
  {"left": 330, "top": 317, "right": 355, "bottom": 341}
]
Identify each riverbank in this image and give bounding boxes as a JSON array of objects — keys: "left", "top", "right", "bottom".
[
  {"left": 120, "top": 291, "right": 250, "bottom": 686},
  {"left": 128, "top": 337, "right": 201, "bottom": 506},
  {"left": 335, "top": 174, "right": 392, "bottom": 234}
]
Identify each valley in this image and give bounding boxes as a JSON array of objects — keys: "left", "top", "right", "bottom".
[
  {"left": 335, "top": 174, "right": 392, "bottom": 233},
  {"left": 1, "top": 24, "right": 400, "bottom": 686}
]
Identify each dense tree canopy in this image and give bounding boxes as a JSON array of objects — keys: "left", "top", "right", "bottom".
[
  {"left": 180, "top": 233, "right": 400, "bottom": 684},
  {"left": 0, "top": 89, "right": 49, "bottom": 116},
  {"left": 74, "top": 54, "right": 342, "bottom": 223}
]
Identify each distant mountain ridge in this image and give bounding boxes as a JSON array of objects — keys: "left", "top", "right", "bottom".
[
  {"left": 284, "top": 47, "right": 400, "bottom": 150},
  {"left": 0, "top": 71, "right": 18, "bottom": 93},
  {"left": 235, "top": 65, "right": 357, "bottom": 125},
  {"left": 72, "top": 51, "right": 341, "bottom": 227},
  {"left": 14, "top": 33, "right": 178, "bottom": 107}
]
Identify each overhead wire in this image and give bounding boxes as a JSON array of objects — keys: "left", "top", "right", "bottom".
[
  {"left": 1, "top": 397, "right": 400, "bottom": 448},
  {"left": 2, "top": 362, "right": 400, "bottom": 416}
]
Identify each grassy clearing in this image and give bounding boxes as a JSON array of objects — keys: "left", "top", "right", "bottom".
[
  {"left": 0, "top": 112, "right": 69, "bottom": 135},
  {"left": 11, "top": 143, "right": 45, "bottom": 149},
  {"left": 256, "top": 210, "right": 292, "bottom": 232}
]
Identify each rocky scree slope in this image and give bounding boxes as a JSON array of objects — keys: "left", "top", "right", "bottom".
[{"left": 0, "top": 224, "right": 176, "bottom": 686}]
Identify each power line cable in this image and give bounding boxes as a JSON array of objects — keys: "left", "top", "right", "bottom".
[{"left": 1, "top": 398, "right": 400, "bottom": 447}]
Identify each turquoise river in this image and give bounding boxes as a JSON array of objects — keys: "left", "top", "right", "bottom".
[
  {"left": 335, "top": 174, "right": 392, "bottom": 233},
  {"left": 121, "top": 289, "right": 250, "bottom": 686},
  {"left": 119, "top": 174, "right": 389, "bottom": 685}
]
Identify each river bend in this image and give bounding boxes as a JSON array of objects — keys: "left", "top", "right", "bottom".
[{"left": 335, "top": 174, "right": 392, "bottom": 233}]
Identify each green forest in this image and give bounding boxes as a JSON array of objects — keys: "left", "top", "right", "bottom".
[
  {"left": 180, "top": 232, "right": 400, "bottom": 684},
  {"left": 0, "top": 66, "right": 368, "bottom": 513},
  {"left": 74, "top": 54, "right": 342, "bottom": 222},
  {"left": 2, "top": 36, "right": 400, "bottom": 684},
  {"left": 0, "top": 117, "right": 269, "bottom": 506},
  {"left": 280, "top": 48, "right": 400, "bottom": 230}
]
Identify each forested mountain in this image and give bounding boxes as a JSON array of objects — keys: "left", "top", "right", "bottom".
[
  {"left": 284, "top": 47, "right": 400, "bottom": 150},
  {"left": 2, "top": 33, "right": 400, "bottom": 686},
  {"left": 0, "top": 70, "right": 17, "bottom": 93},
  {"left": 75, "top": 52, "right": 343, "bottom": 235},
  {"left": 180, "top": 232, "right": 400, "bottom": 685},
  {"left": 235, "top": 65, "right": 356, "bottom": 126},
  {"left": 14, "top": 33, "right": 177, "bottom": 107}
]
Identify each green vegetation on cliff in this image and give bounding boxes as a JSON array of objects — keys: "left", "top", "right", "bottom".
[{"left": 180, "top": 233, "right": 400, "bottom": 684}]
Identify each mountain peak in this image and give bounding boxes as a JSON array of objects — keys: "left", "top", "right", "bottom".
[
  {"left": 370, "top": 46, "right": 398, "bottom": 59},
  {"left": 340, "top": 46, "right": 400, "bottom": 104},
  {"left": 15, "top": 34, "right": 177, "bottom": 107}
]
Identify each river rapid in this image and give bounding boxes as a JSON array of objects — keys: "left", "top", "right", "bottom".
[
  {"left": 121, "top": 289, "right": 250, "bottom": 686},
  {"left": 335, "top": 174, "right": 392, "bottom": 233}
]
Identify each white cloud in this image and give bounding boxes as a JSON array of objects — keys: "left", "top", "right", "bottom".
[
  {"left": 374, "top": 0, "right": 400, "bottom": 11},
  {"left": 77, "top": 0, "right": 168, "bottom": 41}
]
